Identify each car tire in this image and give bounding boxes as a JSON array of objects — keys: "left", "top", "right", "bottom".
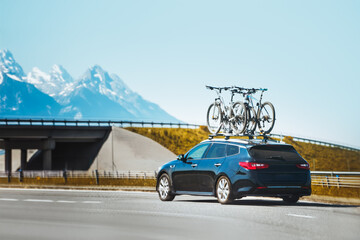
[
  {"left": 282, "top": 195, "right": 299, "bottom": 204},
  {"left": 216, "top": 176, "right": 234, "bottom": 204},
  {"left": 157, "top": 173, "right": 175, "bottom": 201}
]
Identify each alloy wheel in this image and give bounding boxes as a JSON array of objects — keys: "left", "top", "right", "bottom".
[{"left": 159, "top": 176, "right": 169, "bottom": 200}]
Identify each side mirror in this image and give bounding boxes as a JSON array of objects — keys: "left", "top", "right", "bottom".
[{"left": 177, "top": 154, "right": 186, "bottom": 162}]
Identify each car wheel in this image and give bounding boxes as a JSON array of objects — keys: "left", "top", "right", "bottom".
[
  {"left": 282, "top": 195, "right": 299, "bottom": 204},
  {"left": 216, "top": 176, "right": 234, "bottom": 204},
  {"left": 157, "top": 174, "right": 175, "bottom": 201}
]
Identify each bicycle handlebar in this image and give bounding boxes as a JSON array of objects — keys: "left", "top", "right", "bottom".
[
  {"left": 206, "top": 85, "right": 268, "bottom": 94},
  {"left": 206, "top": 85, "right": 231, "bottom": 92},
  {"left": 231, "top": 86, "right": 268, "bottom": 94}
]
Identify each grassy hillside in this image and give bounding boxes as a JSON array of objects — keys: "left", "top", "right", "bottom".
[
  {"left": 126, "top": 127, "right": 360, "bottom": 171},
  {"left": 282, "top": 136, "right": 360, "bottom": 171}
]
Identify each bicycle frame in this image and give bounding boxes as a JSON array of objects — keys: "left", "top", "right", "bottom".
[
  {"left": 244, "top": 89, "right": 265, "bottom": 115},
  {"left": 207, "top": 86, "right": 239, "bottom": 134}
]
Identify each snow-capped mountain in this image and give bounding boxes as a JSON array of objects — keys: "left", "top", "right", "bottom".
[
  {"left": 27, "top": 65, "right": 74, "bottom": 99},
  {"left": 70, "top": 65, "right": 179, "bottom": 121},
  {"left": 0, "top": 49, "right": 26, "bottom": 78},
  {"left": 0, "top": 50, "right": 61, "bottom": 117},
  {"left": 0, "top": 49, "right": 179, "bottom": 122}
]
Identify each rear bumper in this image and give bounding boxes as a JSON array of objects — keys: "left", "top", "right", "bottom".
[
  {"left": 236, "top": 186, "right": 311, "bottom": 198},
  {"left": 232, "top": 185, "right": 311, "bottom": 198},
  {"left": 232, "top": 176, "right": 311, "bottom": 198}
]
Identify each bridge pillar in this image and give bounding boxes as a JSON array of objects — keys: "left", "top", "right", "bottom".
[
  {"left": 5, "top": 148, "right": 12, "bottom": 182},
  {"left": 43, "top": 149, "right": 52, "bottom": 170},
  {"left": 21, "top": 149, "right": 27, "bottom": 170},
  {"left": 5, "top": 148, "right": 12, "bottom": 172}
]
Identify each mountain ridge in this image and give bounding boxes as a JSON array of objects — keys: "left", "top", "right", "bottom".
[{"left": 0, "top": 49, "right": 179, "bottom": 122}]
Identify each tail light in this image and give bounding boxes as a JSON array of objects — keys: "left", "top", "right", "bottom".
[
  {"left": 296, "top": 163, "right": 310, "bottom": 170},
  {"left": 239, "top": 162, "right": 269, "bottom": 170}
]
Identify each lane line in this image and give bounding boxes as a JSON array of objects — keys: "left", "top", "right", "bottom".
[
  {"left": 24, "top": 199, "right": 54, "bottom": 203},
  {"left": 0, "top": 198, "right": 19, "bottom": 201},
  {"left": 82, "top": 201, "right": 102, "bottom": 204},
  {"left": 0, "top": 188, "right": 154, "bottom": 194},
  {"left": 287, "top": 213, "right": 315, "bottom": 219},
  {"left": 56, "top": 200, "right": 76, "bottom": 203}
]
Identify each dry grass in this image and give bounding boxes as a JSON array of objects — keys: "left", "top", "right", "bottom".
[
  {"left": 282, "top": 136, "right": 360, "bottom": 171},
  {"left": 1, "top": 177, "right": 359, "bottom": 199},
  {"left": 0, "top": 177, "right": 156, "bottom": 187},
  {"left": 311, "top": 185, "right": 360, "bottom": 198},
  {"left": 127, "top": 127, "right": 360, "bottom": 171},
  {"left": 126, "top": 126, "right": 211, "bottom": 155}
]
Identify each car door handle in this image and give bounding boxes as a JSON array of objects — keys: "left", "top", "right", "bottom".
[
  {"left": 191, "top": 164, "right": 198, "bottom": 168},
  {"left": 214, "top": 163, "right": 222, "bottom": 167}
]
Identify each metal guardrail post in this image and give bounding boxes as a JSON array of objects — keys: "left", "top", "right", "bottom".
[
  {"left": 95, "top": 170, "right": 99, "bottom": 185},
  {"left": 63, "top": 170, "right": 67, "bottom": 184},
  {"left": 19, "top": 169, "right": 23, "bottom": 182},
  {"left": 326, "top": 176, "right": 329, "bottom": 187}
]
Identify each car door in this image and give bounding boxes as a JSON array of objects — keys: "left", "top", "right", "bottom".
[
  {"left": 196, "top": 143, "right": 227, "bottom": 193},
  {"left": 172, "top": 143, "right": 211, "bottom": 193}
]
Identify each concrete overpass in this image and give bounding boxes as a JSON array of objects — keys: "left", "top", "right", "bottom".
[
  {"left": 0, "top": 119, "right": 176, "bottom": 177},
  {"left": 0, "top": 124, "right": 111, "bottom": 172}
]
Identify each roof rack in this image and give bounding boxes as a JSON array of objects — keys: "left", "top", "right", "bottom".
[{"left": 208, "top": 133, "right": 277, "bottom": 144}]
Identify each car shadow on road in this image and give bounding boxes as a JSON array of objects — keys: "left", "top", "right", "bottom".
[{"left": 175, "top": 198, "right": 360, "bottom": 208}]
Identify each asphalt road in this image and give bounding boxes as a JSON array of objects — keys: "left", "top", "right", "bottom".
[{"left": 0, "top": 188, "right": 359, "bottom": 240}]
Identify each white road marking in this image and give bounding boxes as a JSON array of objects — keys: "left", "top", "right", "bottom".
[
  {"left": 287, "top": 213, "right": 315, "bottom": 219},
  {"left": 24, "top": 199, "right": 54, "bottom": 203},
  {"left": 0, "top": 187, "right": 154, "bottom": 194},
  {"left": 0, "top": 198, "right": 19, "bottom": 201},
  {"left": 82, "top": 201, "right": 102, "bottom": 204},
  {"left": 56, "top": 200, "right": 76, "bottom": 203}
]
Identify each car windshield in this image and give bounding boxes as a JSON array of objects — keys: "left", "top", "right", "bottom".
[{"left": 248, "top": 145, "right": 303, "bottom": 162}]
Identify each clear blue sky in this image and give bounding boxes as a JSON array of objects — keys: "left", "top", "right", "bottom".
[{"left": 1, "top": 0, "right": 360, "bottom": 148}]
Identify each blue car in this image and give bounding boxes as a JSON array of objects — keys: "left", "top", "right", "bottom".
[{"left": 156, "top": 138, "right": 311, "bottom": 204}]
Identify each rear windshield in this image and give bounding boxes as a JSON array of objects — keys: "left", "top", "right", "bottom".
[{"left": 248, "top": 145, "right": 303, "bottom": 162}]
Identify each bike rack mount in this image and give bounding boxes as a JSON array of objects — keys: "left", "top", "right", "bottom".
[{"left": 208, "top": 133, "right": 274, "bottom": 143}]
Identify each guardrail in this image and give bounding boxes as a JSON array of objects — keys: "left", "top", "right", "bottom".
[
  {"left": 269, "top": 134, "right": 360, "bottom": 152},
  {"left": 310, "top": 171, "right": 360, "bottom": 189},
  {"left": 1, "top": 118, "right": 359, "bottom": 151},
  {"left": 1, "top": 170, "right": 360, "bottom": 189},
  {"left": 0, "top": 170, "right": 157, "bottom": 179},
  {"left": 311, "top": 175, "right": 360, "bottom": 188},
  {"left": 0, "top": 118, "right": 201, "bottom": 129}
]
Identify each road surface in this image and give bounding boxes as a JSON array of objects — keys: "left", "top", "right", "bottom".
[{"left": 0, "top": 188, "right": 359, "bottom": 240}]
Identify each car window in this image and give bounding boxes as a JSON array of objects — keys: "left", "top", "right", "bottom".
[
  {"left": 227, "top": 145, "right": 240, "bottom": 156},
  {"left": 204, "top": 143, "right": 226, "bottom": 158},
  {"left": 186, "top": 144, "right": 210, "bottom": 160},
  {"left": 248, "top": 145, "right": 303, "bottom": 162}
]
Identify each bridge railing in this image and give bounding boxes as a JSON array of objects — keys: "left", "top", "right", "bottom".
[
  {"left": 1, "top": 170, "right": 360, "bottom": 188},
  {"left": 0, "top": 170, "right": 158, "bottom": 179},
  {"left": 269, "top": 134, "right": 360, "bottom": 152},
  {"left": 0, "top": 118, "right": 201, "bottom": 129},
  {"left": 0, "top": 118, "right": 359, "bottom": 151}
]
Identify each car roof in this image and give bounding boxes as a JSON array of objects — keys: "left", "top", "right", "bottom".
[{"left": 200, "top": 138, "right": 290, "bottom": 148}]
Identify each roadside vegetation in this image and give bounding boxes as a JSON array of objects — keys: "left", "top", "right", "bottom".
[{"left": 126, "top": 127, "right": 360, "bottom": 171}]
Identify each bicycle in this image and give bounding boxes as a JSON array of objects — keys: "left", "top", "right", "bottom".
[
  {"left": 232, "top": 86, "right": 276, "bottom": 135},
  {"left": 206, "top": 86, "right": 247, "bottom": 135}
]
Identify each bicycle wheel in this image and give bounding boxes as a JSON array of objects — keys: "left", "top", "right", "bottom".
[
  {"left": 246, "top": 107, "right": 257, "bottom": 134},
  {"left": 257, "top": 102, "right": 275, "bottom": 134},
  {"left": 207, "top": 103, "right": 222, "bottom": 134},
  {"left": 232, "top": 101, "right": 247, "bottom": 134}
]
